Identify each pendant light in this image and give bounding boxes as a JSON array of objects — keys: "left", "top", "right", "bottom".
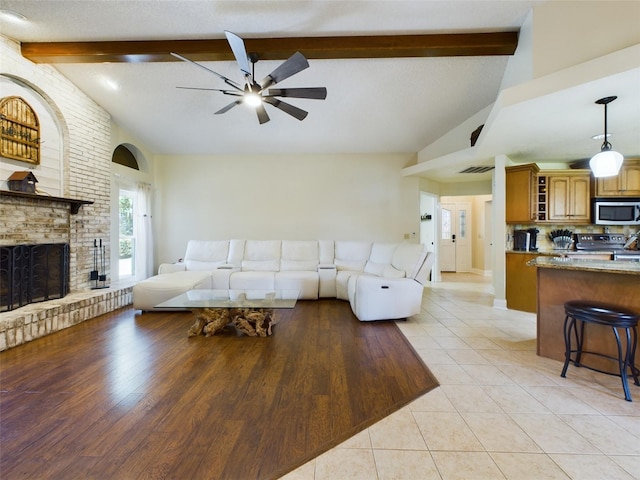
[{"left": 589, "top": 96, "right": 624, "bottom": 178}]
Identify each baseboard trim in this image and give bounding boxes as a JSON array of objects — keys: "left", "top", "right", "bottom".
[{"left": 493, "top": 298, "right": 507, "bottom": 310}]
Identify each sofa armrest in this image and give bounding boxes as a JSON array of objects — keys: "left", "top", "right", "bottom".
[
  {"left": 158, "top": 262, "right": 186, "bottom": 274},
  {"left": 318, "top": 264, "right": 337, "bottom": 298}
]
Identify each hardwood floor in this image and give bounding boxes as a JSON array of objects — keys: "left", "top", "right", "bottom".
[{"left": 0, "top": 299, "right": 438, "bottom": 479}]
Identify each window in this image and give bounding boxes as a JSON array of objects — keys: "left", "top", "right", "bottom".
[
  {"left": 119, "top": 189, "right": 136, "bottom": 278},
  {"left": 441, "top": 208, "right": 452, "bottom": 240},
  {"left": 112, "top": 145, "right": 139, "bottom": 170}
]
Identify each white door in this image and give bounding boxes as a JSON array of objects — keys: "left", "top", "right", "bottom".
[{"left": 440, "top": 202, "right": 472, "bottom": 273}]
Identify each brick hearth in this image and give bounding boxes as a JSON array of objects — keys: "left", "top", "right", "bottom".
[{"left": 0, "top": 284, "right": 133, "bottom": 351}]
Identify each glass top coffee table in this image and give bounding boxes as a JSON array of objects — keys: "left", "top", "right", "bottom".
[{"left": 155, "top": 289, "right": 299, "bottom": 337}]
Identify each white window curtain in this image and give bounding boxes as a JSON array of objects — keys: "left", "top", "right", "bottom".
[{"left": 135, "top": 182, "right": 154, "bottom": 280}]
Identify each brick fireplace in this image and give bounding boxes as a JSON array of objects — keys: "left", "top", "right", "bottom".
[
  {"left": 1, "top": 36, "right": 135, "bottom": 351},
  {"left": 0, "top": 191, "right": 133, "bottom": 351}
]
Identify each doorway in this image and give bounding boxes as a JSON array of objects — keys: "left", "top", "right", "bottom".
[{"left": 440, "top": 202, "right": 472, "bottom": 272}]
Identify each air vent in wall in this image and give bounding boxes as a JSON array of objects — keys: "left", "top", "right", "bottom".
[{"left": 458, "top": 166, "right": 495, "bottom": 174}]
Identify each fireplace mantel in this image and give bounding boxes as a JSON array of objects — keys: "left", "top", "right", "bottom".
[{"left": 0, "top": 190, "right": 93, "bottom": 214}]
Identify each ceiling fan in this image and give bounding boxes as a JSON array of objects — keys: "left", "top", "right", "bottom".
[{"left": 172, "top": 31, "right": 327, "bottom": 124}]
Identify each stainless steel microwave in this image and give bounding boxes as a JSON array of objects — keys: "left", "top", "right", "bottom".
[{"left": 593, "top": 199, "right": 640, "bottom": 225}]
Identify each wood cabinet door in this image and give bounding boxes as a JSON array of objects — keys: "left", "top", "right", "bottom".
[
  {"left": 622, "top": 160, "right": 640, "bottom": 195},
  {"left": 595, "top": 159, "right": 640, "bottom": 196},
  {"left": 548, "top": 173, "right": 590, "bottom": 223},
  {"left": 548, "top": 176, "right": 569, "bottom": 221},
  {"left": 569, "top": 175, "right": 591, "bottom": 222},
  {"left": 506, "top": 167, "right": 535, "bottom": 223},
  {"left": 506, "top": 253, "right": 538, "bottom": 313}
]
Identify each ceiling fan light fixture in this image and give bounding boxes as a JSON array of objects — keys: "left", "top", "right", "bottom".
[
  {"left": 589, "top": 96, "right": 624, "bottom": 178},
  {"left": 243, "top": 92, "right": 263, "bottom": 108}
]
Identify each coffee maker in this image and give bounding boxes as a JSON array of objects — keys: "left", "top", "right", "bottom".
[{"left": 513, "top": 228, "right": 539, "bottom": 251}]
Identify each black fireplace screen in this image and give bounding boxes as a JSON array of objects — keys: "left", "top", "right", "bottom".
[{"left": 0, "top": 243, "right": 70, "bottom": 312}]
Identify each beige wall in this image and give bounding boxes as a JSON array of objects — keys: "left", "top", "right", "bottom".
[{"left": 153, "top": 153, "right": 420, "bottom": 266}]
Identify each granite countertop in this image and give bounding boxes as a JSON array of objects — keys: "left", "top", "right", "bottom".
[
  {"left": 508, "top": 249, "right": 632, "bottom": 255},
  {"left": 527, "top": 256, "right": 640, "bottom": 275}
]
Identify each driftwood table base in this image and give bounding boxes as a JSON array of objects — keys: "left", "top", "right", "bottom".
[{"left": 188, "top": 308, "right": 277, "bottom": 337}]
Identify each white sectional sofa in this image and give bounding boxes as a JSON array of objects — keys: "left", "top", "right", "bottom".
[{"left": 133, "top": 239, "right": 434, "bottom": 321}]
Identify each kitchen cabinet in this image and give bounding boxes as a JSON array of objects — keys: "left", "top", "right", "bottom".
[
  {"left": 547, "top": 170, "right": 591, "bottom": 223},
  {"left": 506, "top": 252, "right": 539, "bottom": 313},
  {"left": 506, "top": 163, "right": 538, "bottom": 224},
  {"left": 593, "top": 158, "right": 640, "bottom": 197}
]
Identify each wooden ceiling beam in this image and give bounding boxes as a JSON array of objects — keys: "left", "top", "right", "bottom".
[{"left": 21, "top": 31, "right": 518, "bottom": 64}]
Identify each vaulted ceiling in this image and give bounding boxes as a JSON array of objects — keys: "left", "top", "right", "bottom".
[{"left": 1, "top": 1, "right": 638, "bottom": 183}]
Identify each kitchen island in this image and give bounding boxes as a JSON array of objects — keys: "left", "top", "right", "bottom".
[{"left": 528, "top": 257, "right": 640, "bottom": 373}]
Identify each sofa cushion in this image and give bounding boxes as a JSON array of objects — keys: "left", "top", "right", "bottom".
[
  {"left": 185, "top": 240, "right": 229, "bottom": 262},
  {"left": 244, "top": 240, "right": 281, "bottom": 260},
  {"left": 334, "top": 241, "right": 372, "bottom": 272},
  {"left": 229, "top": 271, "right": 275, "bottom": 290},
  {"left": 275, "top": 271, "right": 319, "bottom": 299},
  {"left": 132, "top": 270, "right": 213, "bottom": 311},
  {"left": 281, "top": 240, "right": 319, "bottom": 271},
  {"left": 186, "top": 260, "right": 226, "bottom": 271},
  {"left": 369, "top": 243, "right": 397, "bottom": 263},
  {"left": 364, "top": 262, "right": 405, "bottom": 278},
  {"left": 241, "top": 240, "right": 281, "bottom": 272},
  {"left": 281, "top": 260, "right": 319, "bottom": 271},
  {"left": 241, "top": 260, "right": 280, "bottom": 272},
  {"left": 392, "top": 243, "right": 427, "bottom": 279}
]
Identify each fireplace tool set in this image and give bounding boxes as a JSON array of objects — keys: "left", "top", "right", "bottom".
[{"left": 91, "top": 239, "right": 109, "bottom": 289}]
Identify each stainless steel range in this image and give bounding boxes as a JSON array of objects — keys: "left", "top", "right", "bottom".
[
  {"left": 574, "top": 233, "right": 626, "bottom": 251},
  {"left": 574, "top": 233, "right": 640, "bottom": 261}
]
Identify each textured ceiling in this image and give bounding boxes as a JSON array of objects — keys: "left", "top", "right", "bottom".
[{"left": 1, "top": 1, "right": 638, "bottom": 183}]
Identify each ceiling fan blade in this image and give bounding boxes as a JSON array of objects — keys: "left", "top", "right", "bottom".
[
  {"left": 255, "top": 103, "right": 270, "bottom": 124},
  {"left": 171, "top": 52, "right": 243, "bottom": 91},
  {"left": 215, "top": 100, "right": 242, "bottom": 115},
  {"left": 263, "top": 97, "right": 308, "bottom": 121},
  {"left": 177, "top": 86, "right": 242, "bottom": 96},
  {"left": 267, "top": 87, "right": 327, "bottom": 100},
  {"left": 260, "top": 52, "right": 309, "bottom": 89},
  {"left": 224, "top": 30, "right": 252, "bottom": 79}
]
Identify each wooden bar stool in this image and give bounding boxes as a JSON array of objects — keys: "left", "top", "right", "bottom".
[{"left": 561, "top": 300, "right": 640, "bottom": 401}]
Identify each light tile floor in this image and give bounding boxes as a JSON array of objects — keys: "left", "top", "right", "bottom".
[{"left": 281, "top": 273, "right": 640, "bottom": 480}]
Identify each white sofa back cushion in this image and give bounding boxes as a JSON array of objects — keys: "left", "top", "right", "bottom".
[
  {"left": 242, "top": 240, "right": 281, "bottom": 272},
  {"left": 227, "top": 239, "right": 246, "bottom": 266},
  {"left": 334, "top": 241, "right": 372, "bottom": 271},
  {"left": 184, "top": 240, "right": 229, "bottom": 271},
  {"left": 281, "top": 240, "right": 319, "bottom": 271},
  {"left": 364, "top": 243, "right": 405, "bottom": 277},
  {"left": 364, "top": 262, "right": 405, "bottom": 278},
  {"left": 392, "top": 243, "right": 427, "bottom": 279}
]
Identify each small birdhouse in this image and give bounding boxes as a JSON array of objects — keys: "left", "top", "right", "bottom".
[{"left": 8, "top": 171, "right": 38, "bottom": 193}]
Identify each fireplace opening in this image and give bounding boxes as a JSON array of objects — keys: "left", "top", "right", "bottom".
[{"left": 0, "top": 243, "right": 70, "bottom": 312}]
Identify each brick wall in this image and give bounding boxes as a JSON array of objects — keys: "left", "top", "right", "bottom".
[{"left": 1, "top": 35, "right": 112, "bottom": 291}]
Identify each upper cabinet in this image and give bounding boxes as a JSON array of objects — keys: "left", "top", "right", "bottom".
[
  {"left": 506, "top": 163, "right": 538, "bottom": 223},
  {"left": 506, "top": 164, "right": 591, "bottom": 224},
  {"left": 593, "top": 158, "right": 640, "bottom": 197},
  {"left": 546, "top": 171, "right": 591, "bottom": 223}
]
